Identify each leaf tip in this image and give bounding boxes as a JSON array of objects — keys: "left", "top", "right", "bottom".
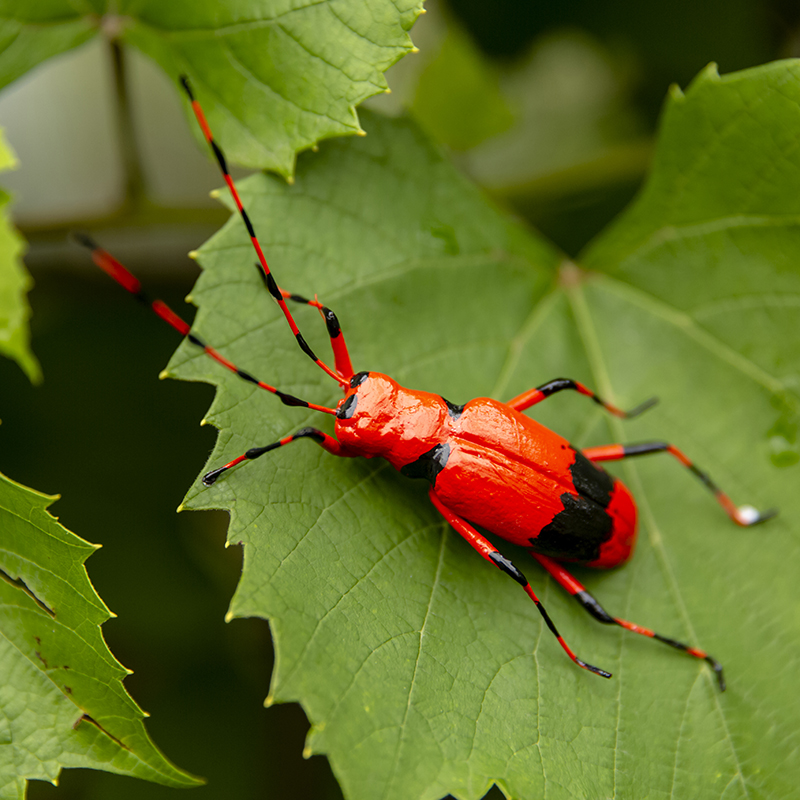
[
  {"left": 158, "top": 369, "right": 170, "bottom": 380},
  {"left": 176, "top": 503, "right": 185, "bottom": 514},
  {"left": 264, "top": 693, "right": 274, "bottom": 708},
  {"left": 209, "top": 189, "right": 221, "bottom": 200},
  {"left": 302, "top": 745, "right": 312, "bottom": 759},
  {"left": 224, "top": 609, "right": 235, "bottom": 623},
  {"left": 200, "top": 417, "right": 208, "bottom": 427},
  {"left": 188, "top": 250, "right": 198, "bottom": 260}
]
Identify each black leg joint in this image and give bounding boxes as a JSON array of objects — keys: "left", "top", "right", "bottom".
[
  {"left": 179, "top": 75, "right": 195, "bottom": 100},
  {"left": 322, "top": 307, "right": 341, "bottom": 338},
  {"left": 574, "top": 591, "right": 615, "bottom": 624},
  {"left": 621, "top": 442, "right": 669, "bottom": 457},
  {"left": 294, "top": 427, "right": 325, "bottom": 444},
  {"left": 488, "top": 551, "right": 527, "bottom": 587},
  {"left": 236, "top": 369, "right": 259, "bottom": 385},
  {"left": 254, "top": 262, "right": 268, "bottom": 286},
  {"left": 245, "top": 442, "right": 281, "bottom": 459},
  {"left": 296, "top": 332, "right": 318, "bottom": 361},
  {"left": 539, "top": 378, "right": 576, "bottom": 396},
  {"left": 277, "top": 391, "right": 309, "bottom": 408},
  {"left": 265, "top": 271, "right": 283, "bottom": 302},
  {"left": 211, "top": 140, "right": 229, "bottom": 177}
]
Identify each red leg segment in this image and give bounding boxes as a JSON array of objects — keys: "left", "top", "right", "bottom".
[
  {"left": 203, "top": 427, "right": 357, "bottom": 486},
  {"left": 74, "top": 234, "right": 336, "bottom": 416},
  {"left": 582, "top": 441, "right": 777, "bottom": 526},
  {"left": 508, "top": 378, "right": 656, "bottom": 418},
  {"left": 529, "top": 551, "right": 726, "bottom": 690},
  {"left": 429, "top": 488, "right": 612, "bottom": 680},
  {"left": 180, "top": 76, "right": 348, "bottom": 388},
  {"left": 276, "top": 283, "right": 354, "bottom": 381}
]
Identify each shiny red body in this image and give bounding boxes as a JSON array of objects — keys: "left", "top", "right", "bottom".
[{"left": 335, "top": 372, "right": 638, "bottom": 569}]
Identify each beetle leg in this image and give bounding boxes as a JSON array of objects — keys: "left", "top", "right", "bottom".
[
  {"left": 507, "top": 378, "right": 656, "bottom": 418},
  {"left": 529, "top": 551, "right": 726, "bottom": 691},
  {"left": 582, "top": 441, "right": 777, "bottom": 526},
  {"left": 202, "top": 427, "right": 358, "bottom": 486},
  {"left": 252, "top": 264, "right": 355, "bottom": 383},
  {"left": 428, "top": 488, "right": 612, "bottom": 680}
]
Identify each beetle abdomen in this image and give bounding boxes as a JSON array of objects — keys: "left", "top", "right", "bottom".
[{"left": 432, "top": 398, "right": 638, "bottom": 568}]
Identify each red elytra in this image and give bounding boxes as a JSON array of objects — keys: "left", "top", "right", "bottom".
[{"left": 77, "top": 76, "right": 776, "bottom": 690}]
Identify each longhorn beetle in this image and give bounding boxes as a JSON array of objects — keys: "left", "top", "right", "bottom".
[{"left": 76, "top": 75, "right": 776, "bottom": 690}]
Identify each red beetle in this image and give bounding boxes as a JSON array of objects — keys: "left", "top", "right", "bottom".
[{"left": 77, "top": 77, "right": 775, "bottom": 689}]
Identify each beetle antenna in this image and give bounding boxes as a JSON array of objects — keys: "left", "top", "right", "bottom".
[
  {"left": 72, "top": 233, "right": 337, "bottom": 415},
  {"left": 179, "top": 75, "right": 348, "bottom": 388}
]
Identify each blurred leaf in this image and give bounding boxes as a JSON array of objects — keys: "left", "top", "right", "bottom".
[
  {"left": 412, "top": 22, "right": 514, "bottom": 150},
  {"left": 169, "top": 62, "right": 799, "bottom": 800},
  {"left": 0, "top": 2, "right": 98, "bottom": 90},
  {"left": 0, "top": 129, "right": 39, "bottom": 383},
  {"left": 0, "top": 0, "right": 423, "bottom": 178},
  {"left": 0, "top": 470, "right": 202, "bottom": 798}
]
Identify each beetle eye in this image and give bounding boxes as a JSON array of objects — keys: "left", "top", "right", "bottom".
[{"left": 337, "top": 394, "right": 358, "bottom": 420}]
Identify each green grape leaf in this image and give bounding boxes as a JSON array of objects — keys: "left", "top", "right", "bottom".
[
  {"left": 0, "top": 130, "right": 39, "bottom": 383},
  {"left": 0, "top": 470, "right": 202, "bottom": 797},
  {"left": 168, "top": 63, "right": 800, "bottom": 800},
  {"left": 0, "top": 0, "right": 423, "bottom": 177}
]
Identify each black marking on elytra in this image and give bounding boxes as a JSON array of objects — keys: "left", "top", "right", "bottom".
[
  {"left": 237, "top": 369, "right": 259, "bottom": 385},
  {"left": 188, "top": 333, "right": 206, "bottom": 348},
  {"left": 442, "top": 397, "right": 465, "bottom": 419},
  {"left": 337, "top": 393, "right": 358, "bottom": 419},
  {"left": 400, "top": 442, "right": 451, "bottom": 486},
  {"left": 350, "top": 371, "right": 369, "bottom": 388},
  {"left": 574, "top": 590, "right": 615, "bottom": 624},
  {"left": 488, "top": 551, "right": 527, "bottom": 587},
  {"left": 533, "top": 492, "right": 614, "bottom": 562},
  {"left": 179, "top": 74, "right": 194, "bottom": 100},
  {"left": 277, "top": 391, "right": 309, "bottom": 408},
  {"left": 322, "top": 307, "right": 341, "bottom": 338},
  {"left": 296, "top": 332, "right": 317, "bottom": 361},
  {"left": 210, "top": 140, "right": 228, "bottom": 176},
  {"left": 569, "top": 448, "right": 613, "bottom": 508},
  {"left": 265, "top": 271, "right": 282, "bottom": 302}
]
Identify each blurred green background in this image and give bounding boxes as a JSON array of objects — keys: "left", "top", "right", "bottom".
[{"left": 1, "top": 0, "right": 798, "bottom": 797}]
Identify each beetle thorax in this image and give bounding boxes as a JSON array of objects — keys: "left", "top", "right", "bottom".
[{"left": 334, "top": 372, "right": 451, "bottom": 467}]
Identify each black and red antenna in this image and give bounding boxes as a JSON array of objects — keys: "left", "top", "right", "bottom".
[
  {"left": 74, "top": 74, "right": 363, "bottom": 412},
  {"left": 178, "top": 75, "right": 351, "bottom": 388}
]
